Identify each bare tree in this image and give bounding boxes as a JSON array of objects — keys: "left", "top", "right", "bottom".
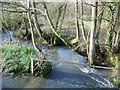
[
  {"left": 71, "top": 0, "right": 80, "bottom": 44},
  {"left": 81, "top": 1, "right": 87, "bottom": 43},
  {"left": 105, "top": 2, "right": 119, "bottom": 52},
  {"left": 96, "top": 2, "right": 104, "bottom": 44},
  {"left": 42, "top": 1, "right": 71, "bottom": 47},
  {"left": 88, "top": 1, "right": 98, "bottom": 65},
  {"left": 55, "top": 4, "right": 64, "bottom": 30},
  {"left": 31, "top": 0, "right": 42, "bottom": 38},
  {"left": 58, "top": 3, "right": 67, "bottom": 31},
  {"left": 27, "top": 1, "right": 43, "bottom": 57},
  {"left": 31, "top": 0, "right": 52, "bottom": 44},
  {"left": 112, "top": 2, "right": 120, "bottom": 50}
]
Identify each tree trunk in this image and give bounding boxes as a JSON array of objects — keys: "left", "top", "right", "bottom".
[
  {"left": 23, "top": 17, "right": 29, "bottom": 37},
  {"left": 96, "top": 2, "right": 104, "bottom": 44},
  {"left": 27, "top": 1, "right": 43, "bottom": 57},
  {"left": 58, "top": 3, "right": 67, "bottom": 31},
  {"left": 71, "top": 0, "right": 80, "bottom": 44},
  {"left": 88, "top": 1, "right": 98, "bottom": 65},
  {"left": 43, "top": 1, "right": 71, "bottom": 47},
  {"left": 31, "top": 0, "right": 53, "bottom": 45},
  {"left": 55, "top": 4, "right": 64, "bottom": 30},
  {"left": 81, "top": 1, "right": 87, "bottom": 42},
  {"left": 106, "top": 4, "right": 115, "bottom": 50},
  {"left": 112, "top": 2, "right": 120, "bottom": 49},
  {"left": 31, "top": 0, "right": 42, "bottom": 38}
]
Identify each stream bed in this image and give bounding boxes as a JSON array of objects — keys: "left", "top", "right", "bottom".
[{"left": 0, "top": 31, "right": 117, "bottom": 88}]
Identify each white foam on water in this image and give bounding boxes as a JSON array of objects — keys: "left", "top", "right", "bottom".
[
  {"left": 75, "top": 65, "right": 114, "bottom": 88},
  {"left": 75, "top": 65, "right": 97, "bottom": 74},
  {"left": 90, "top": 76, "right": 113, "bottom": 88}
]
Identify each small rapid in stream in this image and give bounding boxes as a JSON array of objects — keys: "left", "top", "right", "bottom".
[{"left": 0, "top": 31, "right": 115, "bottom": 88}]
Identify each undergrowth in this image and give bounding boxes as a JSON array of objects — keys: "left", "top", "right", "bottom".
[{"left": 0, "top": 43, "right": 36, "bottom": 76}]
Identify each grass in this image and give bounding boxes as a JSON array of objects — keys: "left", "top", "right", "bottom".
[
  {"left": 0, "top": 43, "right": 36, "bottom": 76},
  {"left": 0, "top": 43, "right": 52, "bottom": 77}
]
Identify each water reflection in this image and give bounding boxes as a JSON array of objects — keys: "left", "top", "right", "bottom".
[{"left": 45, "top": 46, "right": 87, "bottom": 64}]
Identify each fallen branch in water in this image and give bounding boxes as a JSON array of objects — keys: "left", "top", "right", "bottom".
[
  {"left": 31, "top": 58, "right": 116, "bottom": 70},
  {"left": 90, "top": 65, "right": 116, "bottom": 70}
]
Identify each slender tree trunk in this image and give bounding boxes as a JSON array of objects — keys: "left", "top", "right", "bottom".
[
  {"left": 86, "top": 29, "right": 91, "bottom": 56},
  {"left": 27, "top": 1, "right": 43, "bottom": 57},
  {"left": 114, "top": 30, "right": 120, "bottom": 49},
  {"left": 55, "top": 5, "right": 63, "bottom": 30},
  {"left": 71, "top": 0, "right": 80, "bottom": 44},
  {"left": 31, "top": 0, "right": 54, "bottom": 45},
  {"left": 54, "top": 3, "right": 67, "bottom": 45},
  {"left": 75, "top": 0, "right": 80, "bottom": 41},
  {"left": 58, "top": 3, "right": 67, "bottom": 31},
  {"left": 43, "top": 1, "right": 71, "bottom": 47},
  {"left": 81, "top": 1, "right": 87, "bottom": 42},
  {"left": 31, "top": 0, "right": 43, "bottom": 37},
  {"left": 96, "top": 2, "right": 104, "bottom": 44},
  {"left": 112, "top": 2, "right": 120, "bottom": 49},
  {"left": 106, "top": 4, "right": 115, "bottom": 50},
  {"left": 88, "top": 1, "right": 98, "bottom": 65},
  {"left": 23, "top": 17, "right": 29, "bottom": 36}
]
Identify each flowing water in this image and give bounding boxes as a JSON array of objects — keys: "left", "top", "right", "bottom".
[{"left": 0, "top": 31, "right": 116, "bottom": 88}]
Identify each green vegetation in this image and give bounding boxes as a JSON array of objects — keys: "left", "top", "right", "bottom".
[
  {"left": 106, "top": 53, "right": 120, "bottom": 86},
  {"left": 0, "top": 43, "right": 35, "bottom": 75},
  {"left": 0, "top": 43, "right": 52, "bottom": 77},
  {"left": 111, "top": 77, "right": 120, "bottom": 87},
  {"left": 106, "top": 53, "right": 120, "bottom": 67},
  {"left": 33, "top": 60, "right": 52, "bottom": 77},
  {"left": 0, "top": 1, "right": 120, "bottom": 88}
]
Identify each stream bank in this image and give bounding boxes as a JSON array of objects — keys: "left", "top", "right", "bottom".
[{"left": 0, "top": 31, "right": 118, "bottom": 88}]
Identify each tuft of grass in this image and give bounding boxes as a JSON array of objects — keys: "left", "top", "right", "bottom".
[
  {"left": 0, "top": 43, "right": 36, "bottom": 76},
  {"left": 0, "top": 43, "right": 52, "bottom": 77}
]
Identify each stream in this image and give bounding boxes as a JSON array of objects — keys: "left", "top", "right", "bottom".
[{"left": 0, "top": 31, "right": 117, "bottom": 88}]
